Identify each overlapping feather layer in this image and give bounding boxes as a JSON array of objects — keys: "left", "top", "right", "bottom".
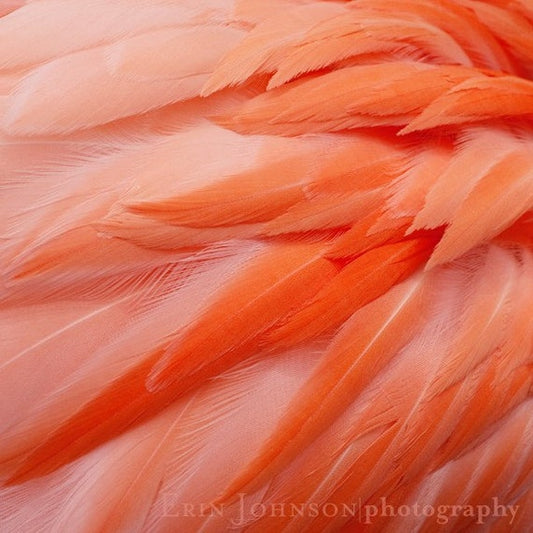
[{"left": 0, "top": 1, "right": 532, "bottom": 531}]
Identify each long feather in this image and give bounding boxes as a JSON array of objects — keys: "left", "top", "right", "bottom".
[
  {"left": 218, "top": 62, "right": 482, "bottom": 135},
  {"left": 2, "top": 26, "right": 244, "bottom": 135},
  {"left": 218, "top": 271, "right": 428, "bottom": 501}
]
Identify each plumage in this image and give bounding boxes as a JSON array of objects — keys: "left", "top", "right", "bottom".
[{"left": 1, "top": 0, "right": 532, "bottom": 531}]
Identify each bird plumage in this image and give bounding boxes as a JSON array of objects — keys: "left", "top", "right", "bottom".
[{"left": 0, "top": 0, "right": 532, "bottom": 531}]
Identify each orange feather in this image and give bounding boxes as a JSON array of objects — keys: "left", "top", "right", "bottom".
[{"left": 1, "top": 1, "right": 532, "bottom": 531}]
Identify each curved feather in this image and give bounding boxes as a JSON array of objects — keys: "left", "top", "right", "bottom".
[{"left": 219, "top": 62, "right": 482, "bottom": 135}]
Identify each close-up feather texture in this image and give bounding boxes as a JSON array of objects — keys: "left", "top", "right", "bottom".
[{"left": 0, "top": 0, "right": 532, "bottom": 531}]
